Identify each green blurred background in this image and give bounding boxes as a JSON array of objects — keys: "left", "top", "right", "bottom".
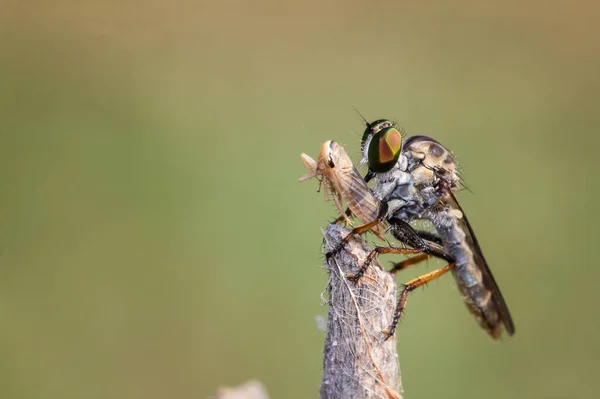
[{"left": 1, "top": 1, "right": 598, "bottom": 398}]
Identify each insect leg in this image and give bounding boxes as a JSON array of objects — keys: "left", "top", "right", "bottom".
[
  {"left": 414, "top": 230, "right": 443, "bottom": 246},
  {"left": 332, "top": 207, "right": 353, "bottom": 225},
  {"left": 325, "top": 202, "right": 390, "bottom": 258},
  {"left": 343, "top": 217, "right": 454, "bottom": 281},
  {"left": 388, "top": 216, "right": 454, "bottom": 263},
  {"left": 346, "top": 246, "right": 424, "bottom": 282},
  {"left": 389, "top": 253, "right": 431, "bottom": 274},
  {"left": 383, "top": 261, "right": 456, "bottom": 339}
]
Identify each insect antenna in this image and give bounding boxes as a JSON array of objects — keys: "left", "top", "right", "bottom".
[{"left": 352, "top": 106, "right": 371, "bottom": 128}]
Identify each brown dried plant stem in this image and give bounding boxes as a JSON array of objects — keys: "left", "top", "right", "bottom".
[{"left": 320, "top": 224, "right": 403, "bottom": 399}]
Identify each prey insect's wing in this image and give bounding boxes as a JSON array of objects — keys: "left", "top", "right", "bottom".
[
  {"left": 346, "top": 166, "right": 379, "bottom": 219},
  {"left": 342, "top": 165, "right": 387, "bottom": 240},
  {"left": 445, "top": 191, "right": 515, "bottom": 336}
]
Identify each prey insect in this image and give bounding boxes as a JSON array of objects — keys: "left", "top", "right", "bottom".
[
  {"left": 300, "top": 140, "right": 455, "bottom": 338},
  {"left": 299, "top": 140, "right": 387, "bottom": 240},
  {"left": 359, "top": 119, "right": 515, "bottom": 338}
]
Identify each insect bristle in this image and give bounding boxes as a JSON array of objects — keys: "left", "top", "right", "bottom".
[{"left": 352, "top": 106, "right": 370, "bottom": 128}]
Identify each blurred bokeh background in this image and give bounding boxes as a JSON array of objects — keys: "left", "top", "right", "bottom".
[{"left": 1, "top": 1, "right": 599, "bottom": 398}]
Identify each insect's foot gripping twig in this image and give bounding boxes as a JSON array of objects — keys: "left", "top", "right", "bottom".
[
  {"left": 347, "top": 245, "right": 424, "bottom": 283},
  {"left": 382, "top": 286, "right": 411, "bottom": 340},
  {"left": 326, "top": 216, "right": 386, "bottom": 259},
  {"left": 345, "top": 250, "right": 377, "bottom": 282},
  {"left": 381, "top": 329, "right": 395, "bottom": 341},
  {"left": 382, "top": 261, "right": 456, "bottom": 339},
  {"left": 325, "top": 246, "right": 340, "bottom": 259},
  {"left": 325, "top": 231, "right": 354, "bottom": 259}
]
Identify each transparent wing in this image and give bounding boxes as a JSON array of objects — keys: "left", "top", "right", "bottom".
[{"left": 445, "top": 191, "right": 515, "bottom": 336}]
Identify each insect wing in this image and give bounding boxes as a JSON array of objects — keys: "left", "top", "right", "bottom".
[
  {"left": 342, "top": 165, "right": 386, "bottom": 240},
  {"left": 445, "top": 191, "right": 515, "bottom": 336}
]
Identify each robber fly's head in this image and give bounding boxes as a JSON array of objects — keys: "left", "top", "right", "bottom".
[
  {"left": 360, "top": 119, "right": 403, "bottom": 173},
  {"left": 402, "top": 135, "right": 460, "bottom": 190}
]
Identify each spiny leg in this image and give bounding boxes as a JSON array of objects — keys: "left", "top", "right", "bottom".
[
  {"left": 327, "top": 223, "right": 451, "bottom": 263},
  {"left": 345, "top": 225, "right": 454, "bottom": 282},
  {"left": 348, "top": 225, "right": 454, "bottom": 283},
  {"left": 383, "top": 261, "right": 456, "bottom": 340},
  {"left": 389, "top": 217, "right": 454, "bottom": 263},
  {"left": 325, "top": 217, "right": 386, "bottom": 258},
  {"left": 346, "top": 246, "right": 423, "bottom": 282},
  {"left": 389, "top": 253, "right": 431, "bottom": 274},
  {"left": 414, "top": 230, "right": 443, "bottom": 246}
]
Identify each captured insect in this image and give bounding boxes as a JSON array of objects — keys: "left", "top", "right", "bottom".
[
  {"left": 299, "top": 140, "right": 453, "bottom": 269},
  {"left": 299, "top": 140, "right": 386, "bottom": 240},
  {"left": 360, "top": 119, "right": 515, "bottom": 339}
]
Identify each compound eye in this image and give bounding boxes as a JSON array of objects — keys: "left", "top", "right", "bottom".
[
  {"left": 367, "top": 127, "right": 402, "bottom": 173},
  {"left": 361, "top": 119, "right": 394, "bottom": 151}
]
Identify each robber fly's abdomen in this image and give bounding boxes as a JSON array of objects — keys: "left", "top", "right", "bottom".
[{"left": 434, "top": 211, "right": 503, "bottom": 338}]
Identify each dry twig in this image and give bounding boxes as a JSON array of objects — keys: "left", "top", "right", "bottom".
[{"left": 320, "top": 224, "right": 403, "bottom": 399}]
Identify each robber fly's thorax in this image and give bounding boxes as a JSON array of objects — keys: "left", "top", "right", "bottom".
[
  {"left": 371, "top": 154, "right": 425, "bottom": 217},
  {"left": 404, "top": 135, "right": 460, "bottom": 191}
]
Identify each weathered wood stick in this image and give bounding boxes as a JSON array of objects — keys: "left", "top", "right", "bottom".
[{"left": 320, "top": 223, "right": 403, "bottom": 399}]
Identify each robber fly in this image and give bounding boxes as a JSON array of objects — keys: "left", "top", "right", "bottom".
[
  {"left": 360, "top": 119, "right": 515, "bottom": 339},
  {"left": 300, "top": 139, "right": 458, "bottom": 342}
]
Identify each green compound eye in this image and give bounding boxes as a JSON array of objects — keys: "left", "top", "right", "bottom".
[
  {"left": 367, "top": 127, "right": 402, "bottom": 173},
  {"left": 360, "top": 119, "right": 394, "bottom": 152}
]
